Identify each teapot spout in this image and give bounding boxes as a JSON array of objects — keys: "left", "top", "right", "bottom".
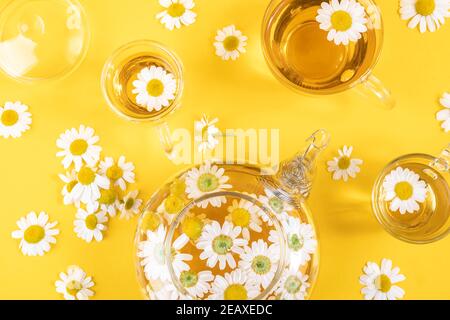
[{"left": 274, "top": 129, "right": 330, "bottom": 198}]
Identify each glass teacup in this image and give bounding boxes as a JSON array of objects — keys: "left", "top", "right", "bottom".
[
  {"left": 372, "top": 146, "right": 450, "bottom": 244},
  {"left": 101, "top": 40, "right": 184, "bottom": 156},
  {"left": 262, "top": 0, "right": 394, "bottom": 108}
]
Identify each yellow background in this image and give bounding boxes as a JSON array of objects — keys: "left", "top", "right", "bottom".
[{"left": 0, "top": 0, "right": 449, "bottom": 300}]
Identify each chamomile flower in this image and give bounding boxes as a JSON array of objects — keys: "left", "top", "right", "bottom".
[
  {"left": 59, "top": 170, "right": 80, "bottom": 206},
  {"left": 400, "top": 0, "right": 450, "bottom": 33},
  {"left": 225, "top": 199, "right": 263, "bottom": 240},
  {"left": 360, "top": 259, "right": 406, "bottom": 300},
  {"left": 382, "top": 167, "right": 428, "bottom": 214},
  {"left": 138, "top": 225, "right": 192, "bottom": 281},
  {"left": 316, "top": 0, "right": 368, "bottom": 45},
  {"left": 239, "top": 240, "right": 280, "bottom": 289},
  {"left": 56, "top": 125, "right": 102, "bottom": 170},
  {"left": 283, "top": 217, "right": 317, "bottom": 270},
  {"left": 275, "top": 269, "right": 310, "bottom": 300},
  {"left": 258, "top": 188, "right": 293, "bottom": 226},
  {"left": 180, "top": 270, "right": 214, "bottom": 299},
  {"left": 214, "top": 25, "right": 248, "bottom": 61},
  {"left": 327, "top": 145, "right": 363, "bottom": 181},
  {"left": 70, "top": 165, "right": 110, "bottom": 205},
  {"left": 55, "top": 265, "right": 95, "bottom": 300},
  {"left": 180, "top": 212, "right": 207, "bottom": 241},
  {"left": 119, "top": 190, "right": 143, "bottom": 220},
  {"left": 194, "top": 114, "right": 220, "bottom": 153},
  {"left": 132, "top": 66, "right": 177, "bottom": 112},
  {"left": 436, "top": 92, "right": 450, "bottom": 132},
  {"left": 157, "top": 193, "right": 186, "bottom": 223},
  {"left": 209, "top": 269, "right": 259, "bottom": 300},
  {"left": 11, "top": 211, "right": 59, "bottom": 256},
  {"left": 156, "top": 0, "right": 197, "bottom": 30},
  {"left": 99, "top": 156, "right": 135, "bottom": 191},
  {"left": 0, "top": 101, "right": 32, "bottom": 138},
  {"left": 74, "top": 208, "right": 108, "bottom": 243},
  {"left": 196, "top": 221, "right": 247, "bottom": 270},
  {"left": 93, "top": 187, "right": 121, "bottom": 217},
  {"left": 185, "top": 162, "right": 232, "bottom": 208}
]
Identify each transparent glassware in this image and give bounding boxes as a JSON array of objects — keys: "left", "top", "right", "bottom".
[
  {"left": 261, "top": 0, "right": 394, "bottom": 109},
  {"left": 134, "top": 130, "right": 330, "bottom": 300},
  {"left": 101, "top": 40, "right": 184, "bottom": 157},
  {"left": 372, "top": 145, "right": 450, "bottom": 244},
  {"left": 0, "top": 0, "right": 90, "bottom": 82}
]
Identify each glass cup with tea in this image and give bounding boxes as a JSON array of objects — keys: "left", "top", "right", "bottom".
[
  {"left": 262, "top": 0, "right": 394, "bottom": 108},
  {"left": 101, "top": 40, "right": 183, "bottom": 157},
  {"left": 372, "top": 145, "right": 450, "bottom": 244}
]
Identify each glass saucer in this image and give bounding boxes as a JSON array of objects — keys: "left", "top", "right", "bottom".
[{"left": 0, "top": 0, "right": 90, "bottom": 82}]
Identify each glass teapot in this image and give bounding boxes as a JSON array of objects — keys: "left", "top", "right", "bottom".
[
  {"left": 134, "top": 130, "right": 330, "bottom": 300},
  {"left": 372, "top": 145, "right": 450, "bottom": 244}
]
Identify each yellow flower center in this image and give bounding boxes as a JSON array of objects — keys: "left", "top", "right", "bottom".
[
  {"left": 170, "top": 179, "right": 186, "bottom": 196},
  {"left": 284, "top": 275, "right": 302, "bottom": 294},
  {"left": 106, "top": 165, "right": 123, "bottom": 181},
  {"left": 125, "top": 197, "right": 135, "bottom": 210},
  {"left": 99, "top": 188, "right": 116, "bottom": 205},
  {"left": 251, "top": 255, "right": 271, "bottom": 275},
  {"left": 224, "top": 284, "right": 248, "bottom": 300},
  {"left": 212, "top": 235, "right": 233, "bottom": 255},
  {"left": 231, "top": 208, "right": 251, "bottom": 227},
  {"left": 415, "top": 0, "right": 435, "bottom": 16},
  {"left": 66, "top": 280, "right": 82, "bottom": 297},
  {"left": 181, "top": 216, "right": 204, "bottom": 240},
  {"left": 77, "top": 167, "right": 96, "bottom": 185},
  {"left": 70, "top": 139, "right": 88, "bottom": 156},
  {"left": 164, "top": 194, "right": 184, "bottom": 215},
  {"left": 223, "top": 36, "right": 240, "bottom": 51},
  {"left": 147, "top": 79, "right": 164, "bottom": 97},
  {"left": 167, "top": 3, "right": 186, "bottom": 17},
  {"left": 141, "top": 211, "right": 161, "bottom": 232},
  {"left": 375, "top": 274, "right": 392, "bottom": 293},
  {"left": 197, "top": 173, "right": 219, "bottom": 193},
  {"left": 338, "top": 156, "right": 351, "bottom": 170},
  {"left": 85, "top": 214, "right": 98, "bottom": 230},
  {"left": 66, "top": 180, "right": 77, "bottom": 193},
  {"left": 180, "top": 271, "right": 198, "bottom": 288},
  {"left": 24, "top": 225, "right": 45, "bottom": 244},
  {"left": 394, "top": 181, "right": 414, "bottom": 200},
  {"left": 331, "top": 10, "right": 353, "bottom": 31},
  {"left": 1, "top": 109, "right": 19, "bottom": 126}
]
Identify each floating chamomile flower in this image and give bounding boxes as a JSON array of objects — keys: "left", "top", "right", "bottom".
[
  {"left": 156, "top": 0, "right": 197, "bottom": 31},
  {"left": 360, "top": 259, "right": 406, "bottom": 300},
  {"left": 436, "top": 92, "right": 450, "bottom": 132},
  {"left": 119, "top": 190, "right": 143, "bottom": 220},
  {"left": 239, "top": 240, "right": 280, "bottom": 289},
  {"left": 258, "top": 188, "right": 293, "bottom": 225},
  {"left": 74, "top": 208, "right": 108, "bottom": 243},
  {"left": 11, "top": 211, "right": 59, "bottom": 256},
  {"left": 56, "top": 125, "right": 102, "bottom": 170},
  {"left": 209, "top": 269, "right": 259, "bottom": 300},
  {"left": 185, "top": 162, "right": 232, "bottom": 208},
  {"left": 327, "top": 145, "right": 363, "bottom": 181},
  {"left": 157, "top": 193, "right": 186, "bottom": 223},
  {"left": 225, "top": 199, "right": 263, "bottom": 240},
  {"left": 59, "top": 170, "right": 80, "bottom": 206},
  {"left": 400, "top": 0, "right": 450, "bottom": 33},
  {"left": 132, "top": 66, "right": 177, "bottom": 112},
  {"left": 197, "top": 221, "right": 248, "bottom": 270},
  {"left": 214, "top": 25, "right": 248, "bottom": 61},
  {"left": 180, "top": 270, "right": 214, "bottom": 299},
  {"left": 99, "top": 156, "right": 135, "bottom": 191},
  {"left": 382, "top": 167, "right": 428, "bottom": 214},
  {"left": 55, "top": 265, "right": 95, "bottom": 300},
  {"left": 316, "top": 0, "right": 368, "bottom": 45},
  {"left": 181, "top": 212, "right": 207, "bottom": 241},
  {"left": 138, "top": 225, "right": 192, "bottom": 281},
  {"left": 275, "top": 269, "right": 310, "bottom": 300},
  {"left": 195, "top": 114, "right": 220, "bottom": 153},
  {"left": 70, "top": 165, "right": 110, "bottom": 205},
  {"left": 283, "top": 216, "right": 317, "bottom": 270},
  {"left": 0, "top": 101, "right": 32, "bottom": 138}
]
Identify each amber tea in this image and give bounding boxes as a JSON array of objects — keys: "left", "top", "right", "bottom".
[{"left": 262, "top": 0, "right": 381, "bottom": 94}]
